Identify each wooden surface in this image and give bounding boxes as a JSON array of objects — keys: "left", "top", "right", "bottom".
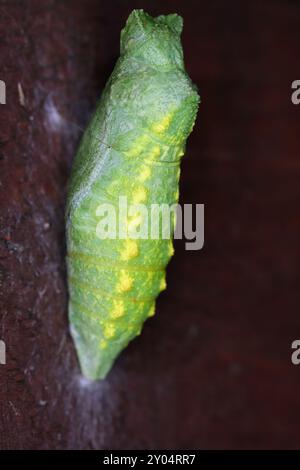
[{"left": 1, "top": 0, "right": 300, "bottom": 449}]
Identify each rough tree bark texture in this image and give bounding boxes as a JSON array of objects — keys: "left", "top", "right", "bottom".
[{"left": 1, "top": 0, "right": 300, "bottom": 449}]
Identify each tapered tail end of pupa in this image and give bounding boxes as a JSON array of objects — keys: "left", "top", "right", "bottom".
[
  {"left": 69, "top": 308, "right": 114, "bottom": 381},
  {"left": 69, "top": 301, "right": 146, "bottom": 381}
]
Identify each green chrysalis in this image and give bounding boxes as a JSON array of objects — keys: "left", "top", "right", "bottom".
[{"left": 66, "top": 9, "right": 200, "bottom": 380}]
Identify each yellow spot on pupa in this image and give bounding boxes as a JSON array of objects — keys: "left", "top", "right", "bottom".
[
  {"left": 132, "top": 187, "right": 147, "bottom": 204},
  {"left": 126, "top": 135, "right": 150, "bottom": 157},
  {"left": 126, "top": 147, "right": 140, "bottom": 158},
  {"left": 174, "top": 188, "right": 179, "bottom": 201},
  {"left": 135, "top": 326, "right": 142, "bottom": 336},
  {"left": 152, "top": 114, "right": 171, "bottom": 134},
  {"left": 147, "top": 304, "right": 155, "bottom": 317},
  {"left": 100, "top": 339, "right": 108, "bottom": 349},
  {"left": 104, "top": 323, "right": 115, "bottom": 339},
  {"left": 168, "top": 241, "right": 174, "bottom": 257},
  {"left": 121, "top": 239, "right": 139, "bottom": 260},
  {"left": 150, "top": 145, "right": 161, "bottom": 159},
  {"left": 139, "top": 166, "right": 151, "bottom": 182},
  {"left": 160, "top": 278, "right": 167, "bottom": 291},
  {"left": 126, "top": 144, "right": 143, "bottom": 157},
  {"left": 110, "top": 300, "right": 125, "bottom": 319},
  {"left": 117, "top": 270, "right": 133, "bottom": 293},
  {"left": 139, "top": 134, "right": 151, "bottom": 145}
]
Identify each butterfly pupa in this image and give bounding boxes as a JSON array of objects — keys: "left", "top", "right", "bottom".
[{"left": 66, "top": 9, "right": 200, "bottom": 380}]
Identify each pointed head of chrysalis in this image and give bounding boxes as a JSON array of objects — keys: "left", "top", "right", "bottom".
[
  {"left": 119, "top": 10, "right": 199, "bottom": 154},
  {"left": 120, "top": 10, "right": 184, "bottom": 69}
]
